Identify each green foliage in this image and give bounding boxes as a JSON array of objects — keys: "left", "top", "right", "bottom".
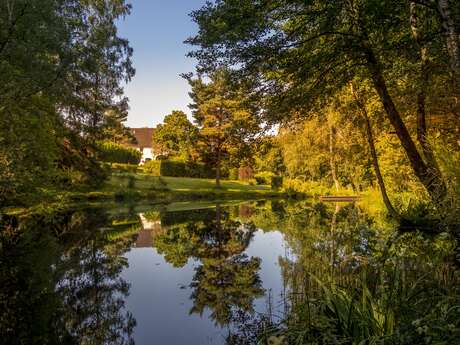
[
  {"left": 186, "top": 67, "right": 261, "bottom": 184},
  {"left": 282, "top": 179, "right": 332, "bottom": 197},
  {"left": 57, "top": 133, "right": 108, "bottom": 189},
  {"left": 0, "top": 0, "right": 134, "bottom": 206},
  {"left": 227, "top": 201, "right": 460, "bottom": 344},
  {"left": 254, "top": 171, "right": 275, "bottom": 185},
  {"left": 270, "top": 176, "right": 283, "bottom": 190},
  {"left": 187, "top": 0, "right": 459, "bottom": 209},
  {"left": 228, "top": 168, "right": 239, "bottom": 180},
  {"left": 185, "top": 162, "right": 215, "bottom": 179},
  {"left": 160, "top": 160, "right": 188, "bottom": 177},
  {"left": 142, "top": 160, "right": 161, "bottom": 175},
  {"left": 0, "top": 99, "right": 59, "bottom": 205},
  {"left": 152, "top": 110, "right": 198, "bottom": 159},
  {"left": 431, "top": 136, "right": 460, "bottom": 229},
  {"left": 97, "top": 141, "right": 141, "bottom": 165},
  {"left": 143, "top": 160, "right": 215, "bottom": 179},
  {"left": 254, "top": 137, "right": 286, "bottom": 175},
  {"left": 110, "top": 163, "right": 139, "bottom": 174}
]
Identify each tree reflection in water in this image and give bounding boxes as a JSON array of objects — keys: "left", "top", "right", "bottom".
[
  {"left": 228, "top": 200, "right": 460, "bottom": 344},
  {"left": 0, "top": 207, "right": 137, "bottom": 345},
  {"left": 154, "top": 204, "right": 265, "bottom": 326}
]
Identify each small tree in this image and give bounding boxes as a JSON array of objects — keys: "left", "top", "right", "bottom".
[
  {"left": 152, "top": 110, "right": 198, "bottom": 159},
  {"left": 186, "top": 69, "right": 260, "bottom": 186}
]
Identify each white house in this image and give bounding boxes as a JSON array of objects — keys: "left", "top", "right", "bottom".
[{"left": 130, "top": 127, "right": 154, "bottom": 164}]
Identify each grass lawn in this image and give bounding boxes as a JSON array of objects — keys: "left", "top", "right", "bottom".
[
  {"left": 1, "top": 172, "right": 281, "bottom": 216},
  {"left": 106, "top": 173, "right": 272, "bottom": 194}
]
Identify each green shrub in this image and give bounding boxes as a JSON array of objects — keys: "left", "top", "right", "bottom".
[
  {"left": 228, "top": 168, "right": 239, "bottom": 180},
  {"left": 143, "top": 160, "right": 161, "bottom": 175},
  {"left": 111, "top": 163, "right": 139, "bottom": 173},
  {"left": 160, "top": 160, "right": 187, "bottom": 177},
  {"left": 185, "top": 161, "right": 215, "bottom": 179},
  {"left": 96, "top": 141, "right": 141, "bottom": 164},
  {"left": 254, "top": 171, "right": 275, "bottom": 185},
  {"left": 271, "top": 176, "right": 283, "bottom": 190},
  {"left": 282, "top": 178, "right": 331, "bottom": 196}
]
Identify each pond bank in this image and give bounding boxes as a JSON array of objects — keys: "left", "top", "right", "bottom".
[{"left": 1, "top": 173, "right": 297, "bottom": 216}]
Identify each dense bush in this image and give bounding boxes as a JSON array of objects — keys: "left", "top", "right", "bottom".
[
  {"left": 254, "top": 171, "right": 275, "bottom": 185},
  {"left": 160, "top": 160, "right": 187, "bottom": 177},
  {"left": 185, "top": 161, "right": 215, "bottom": 179},
  {"left": 96, "top": 141, "right": 141, "bottom": 164},
  {"left": 143, "top": 160, "right": 161, "bottom": 175},
  {"left": 282, "top": 178, "right": 331, "bottom": 196},
  {"left": 142, "top": 160, "right": 215, "bottom": 178},
  {"left": 271, "top": 176, "right": 283, "bottom": 190},
  {"left": 228, "top": 168, "right": 239, "bottom": 180}
]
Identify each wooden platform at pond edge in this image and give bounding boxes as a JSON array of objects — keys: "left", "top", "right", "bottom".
[{"left": 319, "top": 196, "right": 361, "bottom": 202}]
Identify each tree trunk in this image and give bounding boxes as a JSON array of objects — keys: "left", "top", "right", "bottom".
[
  {"left": 350, "top": 83, "right": 401, "bottom": 220},
  {"left": 438, "top": 0, "right": 460, "bottom": 76},
  {"left": 410, "top": 2, "right": 443, "bottom": 174},
  {"left": 329, "top": 125, "right": 340, "bottom": 191},
  {"left": 362, "top": 41, "right": 447, "bottom": 203}
]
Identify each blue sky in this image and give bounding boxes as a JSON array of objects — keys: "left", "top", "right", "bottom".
[{"left": 117, "top": 0, "right": 207, "bottom": 127}]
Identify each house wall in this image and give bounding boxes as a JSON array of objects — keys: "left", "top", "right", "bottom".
[{"left": 139, "top": 147, "right": 153, "bottom": 164}]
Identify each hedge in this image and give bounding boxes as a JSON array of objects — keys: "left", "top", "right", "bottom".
[
  {"left": 142, "top": 160, "right": 215, "bottom": 178},
  {"left": 161, "top": 160, "right": 187, "bottom": 177},
  {"left": 97, "top": 141, "right": 142, "bottom": 164},
  {"left": 110, "top": 163, "right": 139, "bottom": 173}
]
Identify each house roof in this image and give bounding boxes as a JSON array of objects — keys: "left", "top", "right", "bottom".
[{"left": 130, "top": 128, "right": 154, "bottom": 148}]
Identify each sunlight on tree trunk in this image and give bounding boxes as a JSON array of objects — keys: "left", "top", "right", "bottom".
[
  {"left": 362, "top": 42, "right": 447, "bottom": 204},
  {"left": 350, "top": 83, "right": 401, "bottom": 220}
]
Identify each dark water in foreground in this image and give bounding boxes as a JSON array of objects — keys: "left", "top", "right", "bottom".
[{"left": 1, "top": 200, "right": 458, "bottom": 344}]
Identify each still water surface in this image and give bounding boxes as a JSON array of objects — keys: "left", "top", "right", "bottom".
[{"left": 1, "top": 199, "right": 458, "bottom": 344}]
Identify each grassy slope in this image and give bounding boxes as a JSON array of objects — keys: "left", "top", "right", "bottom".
[
  {"left": 2, "top": 173, "right": 281, "bottom": 215},
  {"left": 107, "top": 173, "right": 271, "bottom": 192},
  {"left": 101, "top": 172, "right": 283, "bottom": 202}
]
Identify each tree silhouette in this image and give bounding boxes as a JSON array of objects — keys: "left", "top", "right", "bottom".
[{"left": 0, "top": 207, "right": 137, "bottom": 345}]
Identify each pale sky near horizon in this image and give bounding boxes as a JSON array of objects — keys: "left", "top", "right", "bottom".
[{"left": 117, "top": 0, "right": 207, "bottom": 128}]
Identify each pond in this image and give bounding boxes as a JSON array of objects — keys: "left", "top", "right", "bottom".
[{"left": 1, "top": 199, "right": 459, "bottom": 344}]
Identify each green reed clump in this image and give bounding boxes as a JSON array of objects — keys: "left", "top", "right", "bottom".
[
  {"left": 230, "top": 233, "right": 460, "bottom": 345},
  {"left": 252, "top": 271, "right": 460, "bottom": 345}
]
